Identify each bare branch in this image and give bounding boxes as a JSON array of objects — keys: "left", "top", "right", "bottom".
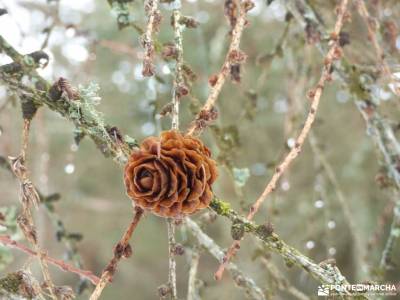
[
  {"left": 186, "top": 248, "right": 200, "bottom": 300},
  {"left": 0, "top": 235, "right": 100, "bottom": 286},
  {"left": 89, "top": 207, "right": 144, "bottom": 300},
  {"left": 186, "top": 0, "right": 250, "bottom": 135},
  {"left": 215, "top": 0, "right": 350, "bottom": 280}
]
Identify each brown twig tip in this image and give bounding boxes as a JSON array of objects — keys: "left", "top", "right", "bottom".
[
  {"left": 188, "top": 107, "right": 219, "bottom": 135},
  {"left": 178, "top": 15, "right": 198, "bottom": 29},
  {"left": 161, "top": 43, "right": 178, "bottom": 60},
  {"left": 157, "top": 283, "right": 171, "bottom": 298}
]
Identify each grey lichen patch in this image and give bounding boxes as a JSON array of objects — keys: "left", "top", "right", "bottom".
[
  {"left": 255, "top": 223, "right": 274, "bottom": 240},
  {"left": 231, "top": 220, "right": 245, "bottom": 240},
  {"left": 0, "top": 273, "right": 23, "bottom": 295}
]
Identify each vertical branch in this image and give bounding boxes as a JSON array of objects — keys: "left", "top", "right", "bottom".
[
  {"left": 164, "top": 8, "right": 185, "bottom": 299},
  {"left": 9, "top": 119, "right": 57, "bottom": 299},
  {"left": 167, "top": 218, "right": 178, "bottom": 300},
  {"left": 215, "top": 0, "right": 350, "bottom": 280},
  {"left": 187, "top": 249, "right": 200, "bottom": 300},
  {"left": 379, "top": 191, "right": 400, "bottom": 271},
  {"left": 89, "top": 207, "right": 144, "bottom": 300},
  {"left": 171, "top": 9, "right": 185, "bottom": 131},
  {"left": 354, "top": 100, "right": 400, "bottom": 273},
  {"left": 186, "top": 0, "right": 251, "bottom": 135},
  {"left": 142, "top": 0, "right": 160, "bottom": 77}
]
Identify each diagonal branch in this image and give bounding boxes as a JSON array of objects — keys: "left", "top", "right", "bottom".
[
  {"left": 186, "top": 0, "right": 250, "bottom": 135},
  {"left": 286, "top": 0, "right": 400, "bottom": 276},
  {"left": 89, "top": 206, "right": 144, "bottom": 300},
  {"left": 208, "top": 198, "right": 367, "bottom": 298},
  {"left": 185, "top": 218, "right": 266, "bottom": 300},
  {"left": 0, "top": 235, "right": 100, "bottom": 285},
  {"left": 215, "top": 0, "right": 350, "bottom": 280}
]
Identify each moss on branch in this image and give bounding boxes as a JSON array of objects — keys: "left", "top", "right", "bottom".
[{"left": 209, "top": 198, "right": 368, "bottom": 298}]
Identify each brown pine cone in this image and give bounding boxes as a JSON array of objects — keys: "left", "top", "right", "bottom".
[{"left": 124, "top": 130, "right": 218, "bottom": 217}]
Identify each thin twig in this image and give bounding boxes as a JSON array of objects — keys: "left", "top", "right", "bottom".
[
  {"left": 187, "top": 248, "right": 200, "bottom": 300},
  {"left": 287, "top": 0, "right": 400, "bottom": 280},
  {"left": 379, "top": 191, "right": 400, "bottom": 271},
  {"left": 0, "top": 153, "right": 90, "bottom": 288},
  {"left": 89, "top": 207, "right": 144, "bottom": 300},
  {"left": 185, "top": 218, "right": 266, "bottom": 300},
  {"left": 356, "top": 0, "right": 400, "bottom": 97},
  {"left": 171, "top": 9, "right": 185, "bottom": 131},
  {"left": 9, "top": 119, "right": 57, "bottom": 299},
  {"left": 186, "top": 0, "right": 249, "bottom": 135},
  {"left": 309, "top": 131, "right": 367, "bottom": 277},
  {"left": 142, "top": 0, "right": 160, "bottom": 77},
  {"left": 167, "top": 218, "right": 178, "bottom": 300},
  {"left": 260, "top": 257, "right": 310, "bottom": 300},
  {"left": 98, "top": 39, "right": 137, "bottom": 56},
  {"left": 0, "top": 235, "right": 100, "bottom": 285},
  {"left": 163, "top": 9, "right": 185, "bottom": 298},
  {"left": 215, "top": 0, "right": 350, "bottom": 280}
]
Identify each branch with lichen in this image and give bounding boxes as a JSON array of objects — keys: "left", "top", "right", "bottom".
[
  {"left": 170, "top": 9, "right": 186, "bottom": 130},
  {"left": 356, "top": 100, "right": 400, "bottom": 271},
  {"left": 259, "top": 256, "right": 310, "bottom": 300},
  {"left": 208, "top": 198, "right": 367, "bottom": 298},
  {"left": 142, "top": 0, "right": 160, "bottom": 77},
  {"left": 379, "top": 191, "right": 400, "bottom": 272},
  {"left": 186, "top": 247, "right": 200, "bottom": 300},
  {"left": 0, "top": 35, "right": 137, "bottom": 165},
  {"left": 185, "top": 218, "right": 266, "bottom": 300},
  {"left": 215, "top": 0, "right": 350, "bottom": 280},
  {"left": 166, "top": 218, "right": 178, "bottom": 299}
]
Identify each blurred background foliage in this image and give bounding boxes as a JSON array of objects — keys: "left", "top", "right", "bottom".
[{"left": 0, "top": 0, "right": 400, "bottom": 299}]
